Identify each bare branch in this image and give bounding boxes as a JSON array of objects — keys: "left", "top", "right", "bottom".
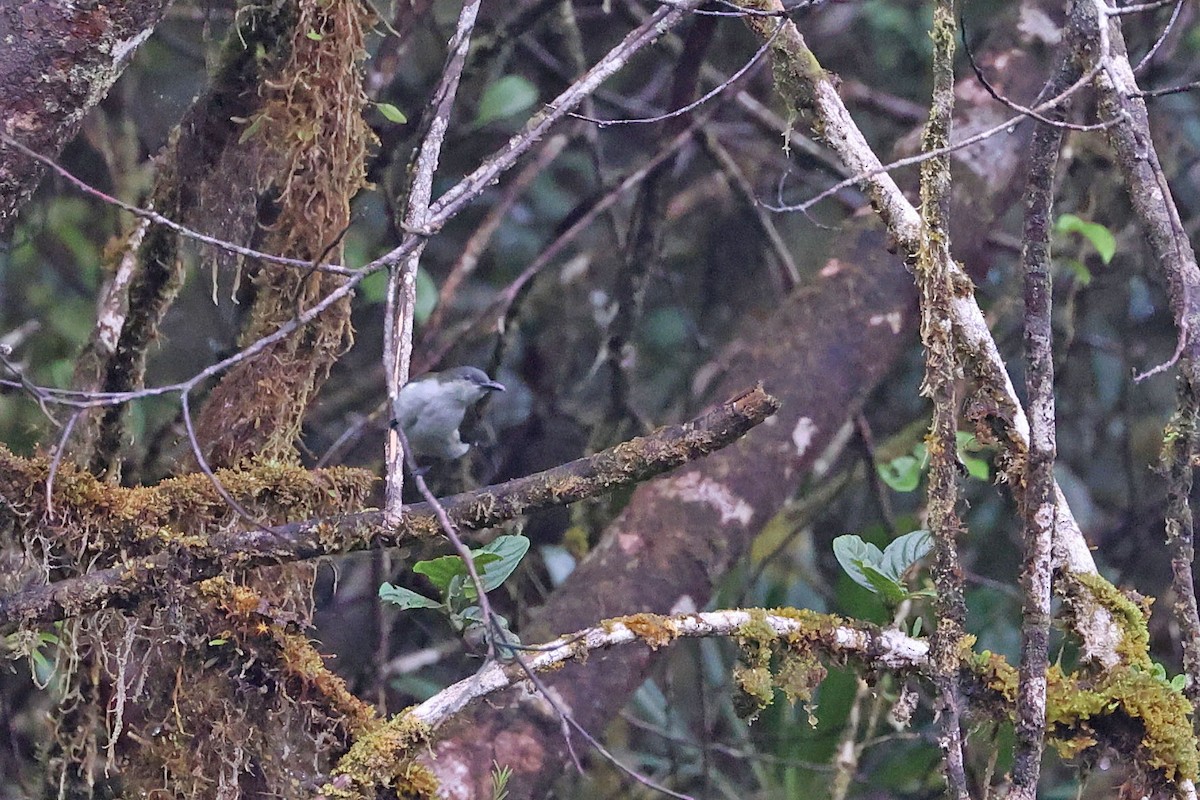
[{"left": 382, "top": 0, "right": 483, "bottom": 525}]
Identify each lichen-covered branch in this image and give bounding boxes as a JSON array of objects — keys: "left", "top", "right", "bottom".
[
  {"left": 739, "top": 0, "right": 1122, "bottom": 666},
  {"left": 1086, "top": 0, "right": 1200, "bottom": 713},
  {"left": 0, "top": 0, "right": 170, "bottom": 237},
  {"left": 913, "top": 2, "right": 969, "bottom": 795},
  {"left": 324, "top": 609, "right": 928, "bottom": 799},
  {"left": 1011, "top": 48, "right": 1076, "bottom": 799},
  {"left": 327, "top": 602, "right": 1199, "bottom": 799},
  {"left": 382, "top": 0, "right": 482, "bottom": 524},
  {"left": 0, "top": 386, "right": 778, "bottom": 634}
]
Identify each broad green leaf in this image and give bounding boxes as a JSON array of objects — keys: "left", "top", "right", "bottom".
[
  {"left": 476, "top": 75, "right": 538, "bottom": 125},
  {"left": 833, "top": 535, "right": 885, "bottom": 592},
  {"left": 1055, "top": 213, "right": 1116, "bottom": 264},
  {"left": 878, "top": 455, "right": 922, "bottom": 492},
  {"left": 414, "top": 555, "right": 467, "bottom": 593},
  {"left": 878, "top": 530, "right": 933, "bottom": 582},
  {"left": 963, "top": 455, "right": 990, "bottom": 481},
  {"left": 379, "top": 582, "right": 443, "bottom": 610},
  {"left": 416, "top": 552, "right": 501, "bottom": 595},
  {"left": 473, "top": 535, "right": 531, "bottom": 593},
  {"left": 860, "top": 565, "right": 909, "bottom": 606},
  {"left": 375, "top": 102, "right": 408, "bottom": 124}
]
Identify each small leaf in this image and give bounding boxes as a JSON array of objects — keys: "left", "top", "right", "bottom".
[
  {"left": 910, "top": 616, "right": 923, "bottom": 637},
  {"left": 375, "top": 102, "right": 408, "bottom": 124},
  {"left": 1061, "top": 258, "right": 1093, "bottom": 286},
  {"left": 878, "top": 530, "right": 933, "bottom": 582},
  {"left": 1055, "top": 213, "right": 1116, "bottom": 265},
  {"left": 476, "top": 75, "right": 538, "bottom": 125},
  {"left": 954, "top": 432, "right": 988, "bottom": 473},
  {"left": 415, "top": 268, "right": 437, "bottom": 323},
  {"left": 306, "top": 30, "right": 324, "bottom": 41},
  {"left": 963, "top": 456, "right": 990, "bottom": 481},
  {"left": 379, "top": 582, "right": 443, "bottom": 610},
  {"left": 1172, "top": 674, "right": 1187, "bottom": 692},
  {"left": 860, "top": 565, "right": 909, "bottom": 606},
  {"left": 833, "top": 534, "right": 885, "bottom": 592},
  {"left": 878, "top": 455, "right": 922, "bottom": 492},
  {"left": 236, "top": 113, "right": 268, "bottom": 145}
]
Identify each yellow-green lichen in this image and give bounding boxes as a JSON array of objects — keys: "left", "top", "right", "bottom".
[
  {"left": 323, "top": 713, "right": 437, "bottom": 799},
  {"left": 970, "top": 637, "right": 1197, "bottom": 783},
  {"left": 1072, "top": 571, "right": 1153, "bottom": 669}
]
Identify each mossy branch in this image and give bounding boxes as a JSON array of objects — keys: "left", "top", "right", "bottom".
[{"left": 0, "top": 385, "right": 779, "bottom": 635}]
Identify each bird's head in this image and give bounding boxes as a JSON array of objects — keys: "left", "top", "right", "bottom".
[{"left": 429, "top": 366, "right": 506, "bottom": 404}]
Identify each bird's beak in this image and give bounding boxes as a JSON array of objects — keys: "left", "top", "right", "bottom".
[{"left": 482, "top": 379, "right": 506, "bottom": 392}]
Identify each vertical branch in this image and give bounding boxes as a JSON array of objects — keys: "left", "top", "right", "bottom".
[
  {"left": 1161, "top": 379, "right": 1200, "bottom": 724},
  {"left": 1011, "top": 55, "right": 1075, "bottom": 800},
  {"left": 382, "top": 0, "right": 482, "bottom": 523},
  {"left": 1086, "top": 0, "right": 1200, "bottom": 712},
  {"left": 916, "top": 1, "right": 968, "bottom": 797}
]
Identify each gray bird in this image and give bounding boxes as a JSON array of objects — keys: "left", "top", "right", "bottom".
[{"left": 392, "top": 367, "right": 506, "bottom": 460}]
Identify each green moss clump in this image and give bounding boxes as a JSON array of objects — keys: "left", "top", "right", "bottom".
[{"left": 322, "top": 713, "right": 437, "bottom": 799}]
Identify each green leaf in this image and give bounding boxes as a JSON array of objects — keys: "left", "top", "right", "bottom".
[
  {"left": 306, "top": 30, "right": 323, "bottom": 41},
  {"left": 963, "top": 455, "right": 990, "bottom": 481},
  {"left": 878, "top": 455, "right": 922, "bottom": 492},
  {"left": 476, "top": 75, "right": 538, "bottom": 125},
  {"left": 878, "top": 529, "right": 933, "bottom": 582},
  {"left": 832, "top": 534, "right": 885, "bottom": 592},
  {"left": 1055, "top": 213, "right": 1116, "bottom": 265},
  {"left": 860, "top": 564, "right": 909, "bottom": 606},
  {"left": 414, "top": 555, "right": 467, "bottom": 593},
  {"left": 379, "top": 582, "right": 443, "bottom": 610},
  {"left": 415, "top": 552, "right": 500, "bottom": 595},
  {"left": 1062, "top": 258, "right": 1093, "bottom": 286},
  {"left": 415, "top": 268, "right": 437, "bottom": 323},
  {"left": 955, "top": 432, "right": 990, "bottom": 480},
  {"left": 375, "top": 102, "right": 408, "bottom": 124},
  {"left": 473, "top": 535, "right": 531, "bottom": 593}
]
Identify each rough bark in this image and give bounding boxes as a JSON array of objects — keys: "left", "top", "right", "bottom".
[{"left": 0, "top": 0, "right": 170, "bottom": 237}]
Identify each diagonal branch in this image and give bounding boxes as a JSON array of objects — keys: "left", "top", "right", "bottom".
[{"left": 0, "top": 386, "right": 778, "bottom": 635}]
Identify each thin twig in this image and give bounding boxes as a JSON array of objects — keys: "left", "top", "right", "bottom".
[
  {"left": 761, "top": 59, "right": 1109, "bottom": 220},
  {"left": 394, "top": 426, "right": 500, "bottom": 661},
  {"left": 0, "top": 134, "right": 354, "bottom": 277},
  {"left": 568, "top": 21, "right": 781, "bottom": 127}
]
